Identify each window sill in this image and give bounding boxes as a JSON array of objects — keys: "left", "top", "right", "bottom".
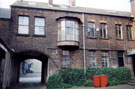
[
  {"left": 127, "top": 39, "right": 135, "bottom": 41},
  {"left": 100, "top": 38, "right": 109, "bottom": 40},
  {"left": 87, "top": 37, "right": 97, "bottom": 39},
  {"left": 116, "top": 39, "right": 124, "bottom": 41},
  {"left": 33, "top": 35, "right": 46, "bottom": 37},
  {"left": 16, "top": 34, "right": 30, "bottom": 37}
]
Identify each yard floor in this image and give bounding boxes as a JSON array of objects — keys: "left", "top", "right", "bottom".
[{"left": 68, "top": 85, "right": 135, "bottom": 89}]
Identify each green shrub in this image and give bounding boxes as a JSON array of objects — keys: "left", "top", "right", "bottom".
[
  {"left": 85, "top": 80, "right": 93, "bottom": 87},
  {"left": 47, "top": 74, "right": 63, "bottom": 89},
  {"left": 59, "top": 69, "right": 85, "bottom": 86},
  {"left": 47, "top": 68, "right": 131, "bottom": 88}
]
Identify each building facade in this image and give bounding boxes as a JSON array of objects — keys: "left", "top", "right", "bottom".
[{"left": 1, "top": 0, "right": 135, "bottom": 89}]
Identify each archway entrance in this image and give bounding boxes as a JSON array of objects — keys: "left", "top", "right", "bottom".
[
  {"left": 19, "top": 59, "right": 42, "bottom": 83},
  {"left": 0, "top": 47, "right": 6, "bottom": 87},
  {"left": 11, "top": 50, "right": 48, "bottom": 85}
]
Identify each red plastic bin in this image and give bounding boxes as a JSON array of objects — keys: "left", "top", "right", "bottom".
[
  {"left": 93, "top": 75, "right": 100, "bottom": 87},
  {"left": 100, "top": 75, "right": 108, "bottom": 87}
]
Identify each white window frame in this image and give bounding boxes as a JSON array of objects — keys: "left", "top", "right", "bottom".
[
  {"left": 34, "top": 17, "right": 45, "bottom": 35},
  {"left": 100, "top": 23, "right": 107, "bottom": 39},
  {"left": 88, "top": 22, "right": 95, "bottom": 38},
  {"left": 18, "top": 16, "right": 29, "bottom": 34},
  {"left": 89, "top": 51, "right": 97, "bottom": 68},
  {"left": 116, "top": 24, "right": 123, "bottom": 39},
  {"left": 58, "top": 20, "right": 79, "bottom": 41},
  {"left": 101, "top": 52, "right": 109, "bottom": 68}
]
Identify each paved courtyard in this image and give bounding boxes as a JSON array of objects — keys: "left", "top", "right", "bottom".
[{"left": 69, "top": 85, "right": 135, "bottom": 89}]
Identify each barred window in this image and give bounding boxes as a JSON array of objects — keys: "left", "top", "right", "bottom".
[
  {"left": 18, "top": 16, "right": 29, "bottom": 34},
  {"left": 62, "top": 50, "right": 70, "bottom": 69},
  {"left": 89, "top": 51, "right": 97, "bottom": 67},
  {"left": 34, "top": 17, "right": 45, "bottom": 35},
  {"left": 88, "top": 22, "right": 95, "bottom": 38},
  {"left": 101, "top": 52, "right": 109, "bottom": 68},
  {"left": 100, "top": 23, "right": 107, "bottom": 38},
  {"left": 116, "top": 24, "right": 123, "bottom": 39}
]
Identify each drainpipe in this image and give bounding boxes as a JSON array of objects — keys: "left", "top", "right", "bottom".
[{"left": 82, "top": 13, "right": 86, "bottom": 80}]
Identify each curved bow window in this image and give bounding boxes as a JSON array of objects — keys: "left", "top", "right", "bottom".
[{"left": 58, "top": 20, "right": 79, "bottom": 41}]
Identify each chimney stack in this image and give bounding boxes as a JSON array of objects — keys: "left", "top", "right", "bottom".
[
  {"left": 131, "top": 0, "right": 135, "bottom": 16},
  {"left": 48, "top": 0, "right": 53, "bottom": 5},
  {"left": 70, "top": 0, "right": 76, "bottom": 6}
]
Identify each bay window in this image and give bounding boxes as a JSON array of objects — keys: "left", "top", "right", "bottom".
[{"left": 58, "top": 20, "right": 79, "bottom": 41}]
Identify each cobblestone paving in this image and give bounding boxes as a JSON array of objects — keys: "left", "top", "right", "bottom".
[
  {"left": 69, "top": 85, "right": 135, "bottom": 89},
  {"left": 11, "top": 83, "right": 46, "bottom": 89}
]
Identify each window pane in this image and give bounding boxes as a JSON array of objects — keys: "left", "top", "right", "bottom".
[
  {"left": 88, "top": 22, "right": 95, "bottom": 38},
  {"left": 127, "top": 25, "right": 132, "bottom": 40},
  {"left": 34, "top": 17, "right": 45, "bottom": 35},
  {"left": 18, "top": 16, "right": 29, "bottom": 34},
  {"left": 34, "top": 26, "right": 44, "bottom": 35},
  {"left": 18, "top": 25, "right": 29, "bottom": 34},
  {"left": 62, "top": 50, "right": 70, "bottom": 69},
  {"left": 100, "top": 23, "right": 106, "bottom": 38},
  {"left": 19, "top": 16, "right": 28, "bottom": 25},
  {"left": 101, "top": 52, "right": 109, "bottom": 68}
]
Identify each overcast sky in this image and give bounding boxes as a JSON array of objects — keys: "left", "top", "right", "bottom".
[{"left": 0, "top": 0, "right": 131, "bottom": 12}]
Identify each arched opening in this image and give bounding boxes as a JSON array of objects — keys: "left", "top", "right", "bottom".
[
  {"left": 19, "top": 59, "right": 42, "bottom": 83},
  {"left": 0, "top": 47, "right": 6, "bottom": 87},
  {"left": 11, "top": 50, "right": 48, "bottom": 85}
]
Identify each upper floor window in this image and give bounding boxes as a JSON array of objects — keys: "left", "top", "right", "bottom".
[
  {"left": 127, "top": 25, "right": 132, "bottom": 40},
  {"left": 62, "top": 50, "right": 70, "bottom": 69},
  {"left": 88, "top": 22, "right": 95, "bottom": 38},
  {"left": 116, "top": 24, "right": 123, "bottom": 39},
  {"left": 58, "top": 20, "right": 79, "bottom": 41},
  {"left": 89, "top": 51, "right": 97, "bottom": 68},
  {"left": 34, "top": 17, "right": 45, "bottom": 35},
  {"left": 101, "top": 52, "right": 109, "bottom": 68},
  {"left": 100, "top": 23, "right": 107, "bottom": 39},
  {"left": 18, "top": 16, "right": 29, "bottom": 34}
]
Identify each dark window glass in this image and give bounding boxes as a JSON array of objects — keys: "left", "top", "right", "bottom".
[
  {"left": 100, "top": 23, "right": 107, "bottom": 38},
  {"left": 127, "top": 25, "right": 132, "bottom": 40},
  {"left": 118, "top": 52, "right": 124, "bottom": 67},
  {"left": 116, "top": 24, "right": 122, "bottom": 39},
  {"left": 88, "top": 22, "right": 95, "bottom": 38}
]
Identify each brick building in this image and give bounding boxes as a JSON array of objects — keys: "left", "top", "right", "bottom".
[{"left": 1, "top": 0, "right": 135, "bottom": 89}]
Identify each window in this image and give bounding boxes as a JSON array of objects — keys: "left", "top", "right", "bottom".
[
  {"left": 101, "top": 52, "right": 109, "bottom": 68},
  {"left": 116, "top": 24, "right": 123, "bottom": 39},
  {"left": 127, "top": 25, "right": 132, "bottom": 40},
  {"left": 62, "top": 50, "right": 70, "bottom": 68},
  {"left": 100, "top": 23, "right": 107, "bottom": 38},
  {"left": 34, "top": 17, "right": 45, "bottom": 35},
  {"left": 18, "top": 16, "right": 29, "bottom": 34},
  {"left": 58, "top": 20, "right": 79, "bottom": 41},
  {"left": 89, "top": 51, "right": 97, "bottom": 67},
  {"left": 88, "top": 22, "right": 95, "bottom": 38},
  {"left": 118, "top": 52, "right": 124, "bottom": 67}
]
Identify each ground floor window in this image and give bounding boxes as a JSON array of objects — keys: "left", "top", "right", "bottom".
[
  {"left": 118, "top": 52, "right": 124, "bottom": 67},
  {"left": 89, "top": 51, "right": 97, "bottom": 67},
  {"left": 101, "top": 52, "right": 109, "bottom": 68},
  {"left": 62, "top": 50, "right": 70, "bottom": 69}
]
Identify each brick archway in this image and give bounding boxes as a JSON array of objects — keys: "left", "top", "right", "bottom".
[{"left": 10, "top": 50, "right": 49, "bottom": 85}]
